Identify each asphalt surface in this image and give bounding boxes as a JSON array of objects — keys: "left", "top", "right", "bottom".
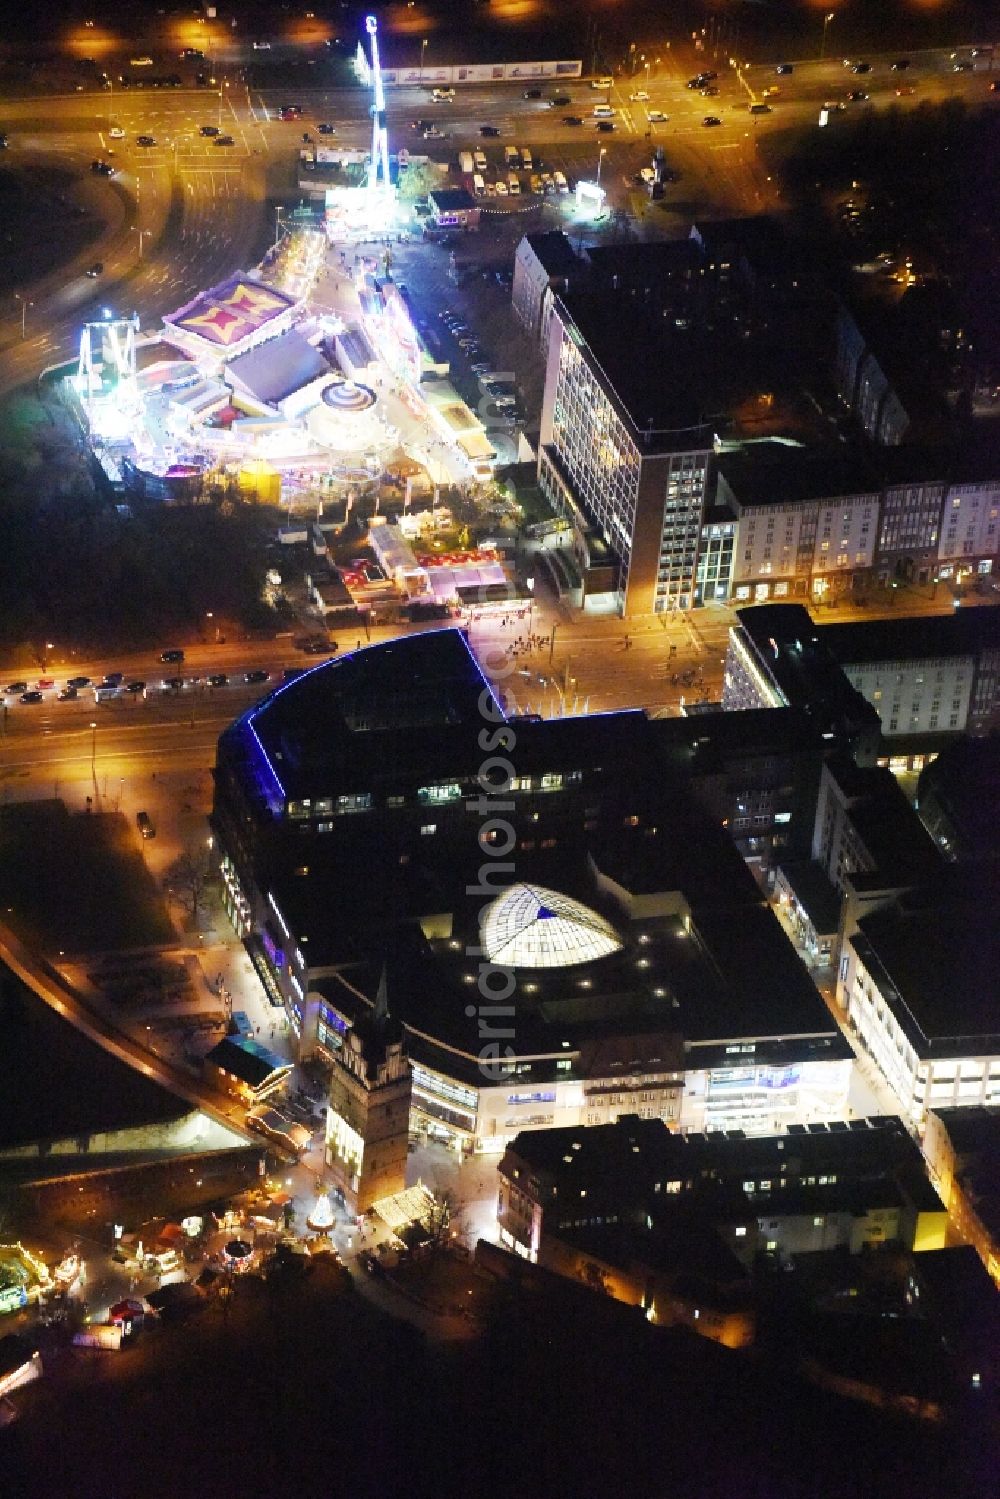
[{"left": 0, "top": 44, "right": 994, "bottom": 395}]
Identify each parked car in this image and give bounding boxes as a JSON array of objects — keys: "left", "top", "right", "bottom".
[
  {"left": 214, "top": 135, "right": 234, "bottom": 146},
  {"left": 317, "top": 122, "right": 336, "bottom": 134},
  {"left": 199, "top": 124, "right": 219, "bottom": 136},
  {"left": 103, "top": 672, "right": 125, "bottom": 685},
  {"left": 207, "top": 672, "right": 229, "bottom": 686},
  {"left": 125, "top": 680, "right": 146, "bottom": 694},
  {"left": 19, "top": 691, "right": 43, "bottom": 704},
  {"left": 160, "top": 649, "right": 184, "bottom": 663},
  {"left": 85, "top": 262, "right": 104, "bottom": 277},
  {"left": 136, "top": 134, "right": 156, "bottom": 147},
  {"left": 244, "top": 669, "right": 269, "bottom": 684},
  {"left": 57, "top": 687, "right": 78, "bottom": 701},
  {"left": 136, "top": 810, "right": 155, "bottom": 839},
  {"left": 67, "top": 675, "right": 91, "bottom": 688},
  {"left": 108, "top": 126, "right": 125, "bottom": 139}
]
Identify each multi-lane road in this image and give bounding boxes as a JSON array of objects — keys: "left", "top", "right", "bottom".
[
  {"left": 0, "top": 44, "right": 994, "bottom": 391},
  {"left": 2, "top": 581, "right": 980, "bottom": 804}
]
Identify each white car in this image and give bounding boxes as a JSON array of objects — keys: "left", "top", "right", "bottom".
[
  {"left": 252, "top": 40, "right": 272, "bottom": 50},
  {"left": 431, "top": 87, "right": 455, "bottom": 101},
  {"left": 108, "top": 127, "right": 125, "bottom": 139},
  {"left": 130, "top": 56, "right": 154, "bottom": 67},
  {"left": 629, "top": 90, "right": 650, "bottom": 101},
  {"left": 647, "top": 109, "right": 667, "bottom": 123},
  {"left": 495, "top": 179, "right": 508, "bottom": 197}
]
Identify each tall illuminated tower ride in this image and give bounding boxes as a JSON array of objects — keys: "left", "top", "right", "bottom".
[{"left": 365, "top": 14, "right": 392, "bottom": 205}]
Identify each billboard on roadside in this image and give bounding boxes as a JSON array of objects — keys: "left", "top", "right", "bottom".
[{"left": 359, "top": 58, "right": 582, "bottom": 88}]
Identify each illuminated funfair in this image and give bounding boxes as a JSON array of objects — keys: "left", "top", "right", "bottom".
[
  {"left": 366, "top": 14, "right": 392, "bottom": 209},
  {"left": 324, "top": 15, "right": 398, "bottom": 242},
  {"left": 73, "top": 315, "right": 143, "bottom": 441}
]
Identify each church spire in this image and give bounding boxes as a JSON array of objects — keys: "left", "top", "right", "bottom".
[{"left": 373, "top": 960, "right": 389, "bottom": 1028}]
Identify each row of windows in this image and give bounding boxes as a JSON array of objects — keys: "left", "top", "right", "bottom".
[{"left": 286, "top": 772, "right": 584, "bottom": 818}]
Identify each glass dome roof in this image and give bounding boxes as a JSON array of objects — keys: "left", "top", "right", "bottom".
[{"left": 479, "top": 884, "right": 623, "bottom": 970}]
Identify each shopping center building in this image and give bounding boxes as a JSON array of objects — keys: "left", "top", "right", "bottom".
[{"left": 211, "top": 629, "right": 852, "bottom": 1152}]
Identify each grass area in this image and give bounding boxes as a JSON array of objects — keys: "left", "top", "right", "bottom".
[{"left": 0, "top": 800, "right": 174, "bottom": 954}]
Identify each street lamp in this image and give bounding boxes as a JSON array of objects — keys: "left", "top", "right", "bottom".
[
  {"left": 136, "top": 228, "right": 151, "bottom": 260},
  {"left": 90, "top": 721, "right": 97, "bottom": 777},
  {"left": 274, "top": 205, "right": 284, "bottom": 250},
  {"left": 821, "top": 11, "right": 835, "bottom": 60},
  {"left": 420, "top": 37, "right": 428, "bottom": 82},
  {"left": 596, "top": 146, "right": 607, "bottom": 187},
  {"left": 14, "top": 293, "right": 33, "bottom": 340}
]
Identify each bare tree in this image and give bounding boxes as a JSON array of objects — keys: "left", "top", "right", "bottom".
[
  {"left": 580, "top": 1260, "right": 611, "bottom": 1296},
  {"left": 424, "top": 1189, "right": 459, "bottom": 1256},
  {"left": 164, "top": 843, "right": 213, "bottom": 924}
]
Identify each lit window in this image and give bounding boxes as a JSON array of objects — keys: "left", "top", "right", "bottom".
[
  {"left": 417, "top": 782, "right": 462, "bottom": 805},
  {"left": 734, "top": 1226, "right": 747, "bottom": 1238},
  {"left": 420, "top": 824, "right": 437, "bottom": 836}
]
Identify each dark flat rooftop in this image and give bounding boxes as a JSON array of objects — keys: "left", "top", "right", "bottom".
[
  {"left": 504, "top": 1113, "right": 918, "bottom": 1186},
  {"left": 650, "top": 705, "right": 823, "bottom": 775},
  {"left": 733, "top": 605, "right": 880, "bottom": 742},
  {"left": 230, "top": 627, "right": 505, "bottom": 802},
  {"left": 854, "top": 880, "right": 1000, "bottom": 1053},
  {"left": 823, "top": 607, "right": 1000, "bottom": 667},
  {"left": 582, "top": 239, "right": 703, "bottom": 285},
  {"left": 554, "top": 292, "right": 717, "bottom": 450},
  {"left": 0, "top": 969, "right": 186, "bottom": 1152},
  {"left": 776, "top": 860, "right": 841, "bottom": 935},
  {"left": 718, "top": 443, "right": 879, "bottom": 508},
  {"left": 825, "top": 758, "right": 940, "bottom": 881},
  {"left": 522, "top": 231, "right": 581, "bottom": 276}
]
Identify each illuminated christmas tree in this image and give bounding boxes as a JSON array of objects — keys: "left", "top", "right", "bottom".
[{"left": 307, "top": 1188, "right": 335, "bottom": 1233}]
